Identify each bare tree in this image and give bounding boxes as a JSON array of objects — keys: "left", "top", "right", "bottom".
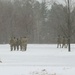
[
  {"left": 49, "top": 0, "right": 75, "bottom": 52},
  {"left": 67, "top": 0, "right": 71, "bottom": 52},
  {"left": 63, "top": 0, "right": 75, "bottom": 52}
]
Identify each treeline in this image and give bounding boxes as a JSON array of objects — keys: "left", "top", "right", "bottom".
[{"left": 0, "top": 0, "right": 75, "bottom": 44}]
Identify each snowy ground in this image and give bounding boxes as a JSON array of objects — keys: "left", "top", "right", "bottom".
[{"left": 0, "top": 44, "right": 75, "bottom": 75}]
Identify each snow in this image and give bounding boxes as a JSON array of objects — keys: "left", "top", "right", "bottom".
[{"left": 0, "top": 44, "right": 75, "bottom": 75}]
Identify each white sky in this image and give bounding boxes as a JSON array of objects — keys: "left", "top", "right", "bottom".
[{"left": 37, "top": 0, "right": 75, "bottom": 5}]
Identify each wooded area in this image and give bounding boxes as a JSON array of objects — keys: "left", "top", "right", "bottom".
[{"left": 0, "top": 0, "right": 75, "bottom": 44}]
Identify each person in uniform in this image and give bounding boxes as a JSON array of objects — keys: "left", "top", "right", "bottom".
[
  {"left": 21, "top": 37, "right": 28, "bottom": 51},
  {"left": 64, "top": 37, "right": 68, "bottom": 48},
  {"left": 9, "top": 37, "right": 14, "bottom": 51},
  {"left": 20, "top": 37, "right": 23, "bottom": 51},
  {"left": 57, "top": 35, "right": 61, "bottom": 48},
  {"left": 16, "top": 38, "right": 20, "bottom": 51},
  {"left": 13, "top": 37, "right": 17, "bottom": 51},
  {"left": 24, "top": 37, "right": 28, "bottom": 51},
  {"left": 62, "top": 36, "right": 66, "bottom": 48}
]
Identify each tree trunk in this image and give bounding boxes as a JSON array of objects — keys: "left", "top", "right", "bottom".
[{"left": 67, "top": 0, "right": 71, "bottom": 52}]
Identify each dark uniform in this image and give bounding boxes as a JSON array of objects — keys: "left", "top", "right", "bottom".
[
  {"left": 16, "top": 38, "right": 20, "bottom": 51},
  {"left": 20, "top": 37, "right": 23, "bottom": 51},
  {"left": 9, "top": 37, "right": 14, "bottom": 51}
]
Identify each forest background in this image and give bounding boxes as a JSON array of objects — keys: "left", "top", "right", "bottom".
[{"left": 0, "top": 0, "right": 75, "bottom": 44}]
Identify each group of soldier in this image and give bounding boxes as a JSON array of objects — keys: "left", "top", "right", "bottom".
[
  {"left": 9, "top": 37, "right": 28, "bottom": 51},
  {"left": 57, "top": 35, "right": 68, "bottom": 48}
]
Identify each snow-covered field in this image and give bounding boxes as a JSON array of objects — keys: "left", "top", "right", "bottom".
[{"left": 0, "top": 44, "right": 75, "bottom": 75}]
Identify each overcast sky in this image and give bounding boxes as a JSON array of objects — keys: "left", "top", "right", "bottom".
[{"left": 37, "top": 0, "right": 65, "bottom": 4}]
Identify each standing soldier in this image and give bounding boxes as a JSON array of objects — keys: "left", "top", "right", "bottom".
[
  {"left": 62, "top": 36, "right": 66, "bottom": 48},
  {"left": 65, "top": 37, "right": 68, "bottom": 48},
  {"left": 9, "top": 37, "right": 14, "bottom": 51},
  {"left": 24, "top": 37, "right": 28, "bottom": 51},
  {"left": 16, "top": 38, "right": 20, "bottom": 51},
  {"left": 20, "top": 37, "right": 23, "bottom": 51},
  {"left": 13, "top": 37, "right": 17, "bottom": 51},
  {"left": 22, "top": 37, "right": 28, "bottom": 51},
  {"left": 57, "top": 35, "right": 61, "bottom": 48}
]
